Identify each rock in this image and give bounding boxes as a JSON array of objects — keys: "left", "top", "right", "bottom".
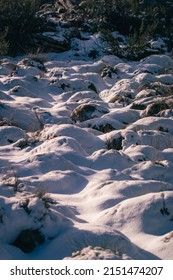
[
  {"left": 107, "top": 136, "right": 123, "bottom": 150},
  {"left": 141, "top": 102, "right": 169, "bottom": 117},
  {"left": 64, "top": 246, "right": 122, "bottom": 260},
  {"left": 92, "top": 123, "right": 115, "bottom": 133},
  {"left": 71, "top": 104, "right": 108, "bottom": 122}
]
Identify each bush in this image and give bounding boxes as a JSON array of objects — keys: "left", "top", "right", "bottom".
[
  {"left": 33, "top": 187, "right": 55, "bottom": 209},
  {"left": 0, "top": 0, "right": 46, "bottom": 55},
  {"left": 79, "top": 0, "right": 125, "bottom": 32},
  {"left": 126, "top": 29, "right": 150, "bottom": 60},
  {"left": 12, "top": 229, "right": 45, "bottom": 253},
  {"left": 78, "top": 0, "right": 173, "bottom": 54},
  {"left": 78, "top": 0, "right": 141, "bottom": 33},
  {"left": 100, "top": 29, "right": 123, "bottom": 57},
  {"left": 0, "top": 29, "right": 9, "bottom": 55}
]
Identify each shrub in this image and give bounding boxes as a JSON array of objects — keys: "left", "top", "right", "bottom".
[
  {"left": 126, "top": 29, "right": 150, "bottom": 60},
  {"left": 12, "top": 228, "right": 45, "bottom": 253},
  {"left": 78, "top": 0, "right": 142, "bottom": 33},
  {"left": 88, "top": 49, "right": 99, "bottom": 59},
  {"left": 79, "top": 0, "right": 127, "bottom": 32},
  {"left": 0, "top": 0, "right": 46, "bottom": 55},
  {"left": 82, "top": 0, "right": 116, "bottom": 30},
  {"left": 0, "top": 28, "right": 9, "bottom": 55},
  {"left": 2, "top": 167, "right": 21, "bottom": 193},
  {"left": 0, "top": 206, "right": 4, "bottom": 223},
  {"left": 107, "top": 136, "right": 123, "bottom": 150},
  {"left": 100, "top": 29, "right": 123, "bottom": 57},
  {"left": 33, "top": 187, "right": 55, "bottom": 209},
  {"left": 78, "top": 0, "right": 173, "bottom": 55}
]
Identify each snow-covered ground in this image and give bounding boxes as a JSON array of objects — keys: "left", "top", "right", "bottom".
[{"left": 0, "top": 45, "right": 173, "bottom": 259}]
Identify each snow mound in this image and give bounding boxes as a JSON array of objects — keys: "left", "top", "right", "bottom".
[{"left": 1, "top": 52, "right": 173, "bottom": 260}]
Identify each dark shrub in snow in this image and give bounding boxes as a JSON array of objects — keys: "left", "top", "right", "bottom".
[
  {"left": 12, "top": 229, "right": 45, "bottom": 253},
  {"left": 0, "top": 0, "right": 46, "bottom": 55}
]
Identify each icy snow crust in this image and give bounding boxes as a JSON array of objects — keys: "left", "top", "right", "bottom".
[{"left": 0, "top": 52, "right": 173, "bottom": 260}]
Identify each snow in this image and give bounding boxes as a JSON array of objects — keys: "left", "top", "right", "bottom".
[
  {"left": 0, "top": 48, "right": 173, "bottom": 260},
  {"left": 150, "top": 38, "right": 166, "bottom": 51}
]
